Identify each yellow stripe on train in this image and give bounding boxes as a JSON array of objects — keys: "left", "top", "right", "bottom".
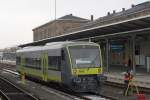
[{"left": 72, "top": 67, "right": 102, "bottom": 75}]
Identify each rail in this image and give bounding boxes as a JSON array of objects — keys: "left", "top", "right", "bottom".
[
  {"left": 2, "top": 69, "right": 117, "bottom": 100},
  {"left": 1, "top": 62, "right": 150, "bottom": 99},
  {"left": 0, "top": 76, "right": 38, "bottom": 100},
  {"left": 105, "top": 81, "right": 150, "bottom": 94}
]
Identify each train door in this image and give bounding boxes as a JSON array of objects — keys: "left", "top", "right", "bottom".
[
  {"left": 20, "top": 56, "right": 25, "bottom": 75},
  {"left": 41, "top": 53, "right": 48, "bottom": 81},
  {"left": 61, "top": 49, "right": 71, "bottom": 85}
]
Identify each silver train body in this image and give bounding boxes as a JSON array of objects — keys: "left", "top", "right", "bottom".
[{"left": 16, "top": 41, "right": 106, "bottom": 92}]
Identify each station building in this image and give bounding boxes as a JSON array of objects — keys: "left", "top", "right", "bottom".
[
  {"left": 33, "top": 14, "right": 90, "bottom": 41},
  {"left": 20, "top": 1, "right": 150, "bottom": 74}
]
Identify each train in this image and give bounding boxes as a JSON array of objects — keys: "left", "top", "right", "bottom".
[{"left": 16, "top": 41, "right": 106, "bottom": 92}]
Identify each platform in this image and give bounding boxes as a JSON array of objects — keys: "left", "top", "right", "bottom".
[{"left": 105, "top": 70, "right": 150, "bottom": 88}]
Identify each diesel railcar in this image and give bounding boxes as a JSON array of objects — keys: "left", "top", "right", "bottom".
[{"left": 16, "top": 41, "right": 106, "bottom": 92}]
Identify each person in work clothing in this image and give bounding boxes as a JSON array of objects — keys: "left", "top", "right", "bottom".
[{"left": 123, "top": 70, "right": 133, "bottom": 96}]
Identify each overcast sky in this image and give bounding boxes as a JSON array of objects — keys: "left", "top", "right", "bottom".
[{"left": 0, "top": 0, "right": 148, "bottom": 49}]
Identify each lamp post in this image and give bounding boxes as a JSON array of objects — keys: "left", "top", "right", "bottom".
[{"left": 55, "top": 0, "right": 56, "bottom": 20}]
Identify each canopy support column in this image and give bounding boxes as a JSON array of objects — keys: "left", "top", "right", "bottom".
[
  {"left": 106, "top": 39, "right": 110, "bottom": 72},
  {"left": 131, "top": 35, "right": 136, "bottom": 74}
]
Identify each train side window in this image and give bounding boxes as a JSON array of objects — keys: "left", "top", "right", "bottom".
[
  {"left": 61, "top": 50, "right": 65, "bottom": 60},
  {"left": 36, "top": 58, "right": 41, "bottom": 68},
  {"left": 24, "top": 57, "right": 41, "bottom": 69},
  {"left": 48, "top": 56, "right": 61, "bottom": 70},
  {"left": 16, "top": 56, "right": 21, "bottom": 65}
]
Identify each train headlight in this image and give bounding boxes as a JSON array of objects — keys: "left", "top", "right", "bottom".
[{"left": 73, "top": 77, "right": 81, "bottom": 83}]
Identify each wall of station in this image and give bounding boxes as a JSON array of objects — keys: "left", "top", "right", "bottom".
[
  {"left": 33, "top": 20, "right": 86, "bottom": 41},
  {"left": 106, "top": 34, "right": 150, "bottom": 72},
  {"left": 140, "top": 37, "right": 150, "bottom": 56},
  {"left": 109, "top": 40, "right": 129, "bottom": 66},
  {"left": 136, "top": 35, "right": 150, "bottom": 71}
]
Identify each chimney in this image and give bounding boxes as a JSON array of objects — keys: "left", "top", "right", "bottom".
[
  {"left": 70, "top": 14, "right": 72, "bottom": 16},
  {"left": 131, "top": 4, "right": 135, "bottom": 8},
  {"left": 113, "top": 10, "right": 116, "bottom": 14},
  {"left": 91, "top": 15, "right": 94, "bottom": 21},
  {"left": 107, "top": 12, "right": 110, "bottom": 16},
  {"left": 122, "top": 8, "right": 125, "bottom": 11}
]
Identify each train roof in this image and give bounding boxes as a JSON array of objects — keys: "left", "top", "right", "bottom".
[{"left": 17, "top": 41, "right": 99, "bottom": 53}]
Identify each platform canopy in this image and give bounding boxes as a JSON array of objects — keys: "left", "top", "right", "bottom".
[{"left": 20, "top": 13, "right": 150, "bottom": 47}]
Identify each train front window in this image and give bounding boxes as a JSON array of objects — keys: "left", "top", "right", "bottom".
[{"left": 68, "top": 45, "right": 101, "bottom": 68}]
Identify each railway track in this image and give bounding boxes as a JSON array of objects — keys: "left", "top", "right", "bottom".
[
  {"left": 0, "top": 62, "right": 117, "bottom": 100},
  {"left": 26, "top": 76, "right": 114, "bottom": 100},
  {"left": 0, "top": 62, "right": 16, "bottom": 71},
  {"left": 1, "top": 62, "right": 150, "bottom": 100},
  {"left": 105, "top": 81, "right": 150, "bottom": 94},
  {"left": 2, "top": 68, "right": 115, "bottom": 100},
  {"left": 81, "top": 93, "right": 117, "bottom": 100},
  {"left": 0, "top": 76, "right": 38, "bottom": 100}
]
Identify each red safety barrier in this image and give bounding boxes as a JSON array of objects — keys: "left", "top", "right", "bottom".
[{"left": 136, "top": 93, "right": 146, "bottom": 100}]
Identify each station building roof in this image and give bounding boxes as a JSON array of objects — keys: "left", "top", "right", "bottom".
[
  {"left": 20, "top": 2, "right": 150, "bottom": 47},
  {"left": 33, "top": 14, "right": 89, "bottom": 31}
]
